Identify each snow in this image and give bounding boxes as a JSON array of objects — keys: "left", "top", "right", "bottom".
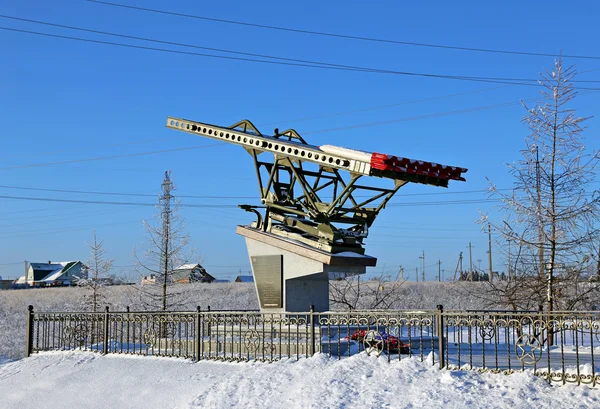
[
  {"left": 41, "top": 270, "right": 65, "bottom": 282},
  {"left": 333, "top": 251, "right": 374, "bottom": 259},
  {"left": 175, "top": 264, "right": 200, "bottom": 270},
  {"left": 0, "top": 351, "right": 598, "bottom": 409}
]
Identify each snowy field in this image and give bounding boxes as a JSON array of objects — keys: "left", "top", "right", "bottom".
[
  {"left": 0, "top": 351, "right": 598, "bottom": 409},
  {"left": 0, "top": 281, "right": 481, "bottom": 360}
]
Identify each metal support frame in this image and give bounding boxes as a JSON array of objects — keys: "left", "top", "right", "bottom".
[{"left": 244, "top": 151, "right": 407, "bottom": 253}]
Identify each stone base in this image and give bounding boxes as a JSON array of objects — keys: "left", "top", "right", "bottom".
[{"left": 236, "top": 226, "right": 377, "bottom": 313}]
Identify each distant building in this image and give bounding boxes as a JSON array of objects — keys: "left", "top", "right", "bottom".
[
  {"left": 172, "top": 264, "right": 215, "bottom": 283},
  {"left": 235, "top": 275, "right": 254, "bottom": 283},
  {"left": 141, "top": 264, "right": 215, "bottom": 285},
  {"left": 0, "top": 279, "right": 13, "bottom": 290},
  {"left": 18, "top": 261, "right": 87, "bottom": 287},
  {"left": 141, "top": 274, "right": 157, "bottom": 285}
]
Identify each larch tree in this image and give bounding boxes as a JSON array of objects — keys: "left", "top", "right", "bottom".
[
  {"left": 484, "top": 57, "right": 600, "bottom": 312},
  {"left": 133, "top": 170, "right": 195, "bottom": 311},
  {"left": 78, "top": 230, "right": 113, "bottom": 312}
]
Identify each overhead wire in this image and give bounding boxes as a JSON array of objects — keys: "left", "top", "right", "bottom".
[
  {"left": 303, "top": 88, "right": 600, "bottom": 134},
  {"left": 0, "top": 184, "right": 510, "bottom": 199},
  {"left": 0, "top": 143, "right": 223, "bottom": 171},
  {"left": 0, "top": 136, "right": 173, "bottom": 160},
  {"left": 3, "top": 14, "right": 600, "bottom": 86},
  {"left": 0, "top": 194, "right": 499, "bottom": 208},
  {"left": 86, "top": 0, "right": 600, "bottom": 61},
  {"left": 2, "top": 24, "right": 600, "bottom": 89},
  {"left": 258, "top": 85, "right": 512, "bottom": 126}
]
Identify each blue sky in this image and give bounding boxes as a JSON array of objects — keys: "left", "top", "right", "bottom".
[{"left": 1, "top": 0, "right": 599, "bottom": 281}]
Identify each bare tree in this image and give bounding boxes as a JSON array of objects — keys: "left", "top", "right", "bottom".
[
  {"left": 134, "top": 170, "right": 195, "bottom": 311},
  {"left": 484, "top": 57, "right": 600, "bottom": 312},
  {"left": 329, "top": 273, "right": 405, "bottom": 310},
  {"left": 77, "top": 230, "right": 113, "bottom": 312}
]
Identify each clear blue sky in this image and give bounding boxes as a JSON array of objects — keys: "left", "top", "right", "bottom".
[{"left": 1, "top": 0, "right": 599, "bottom": 281}]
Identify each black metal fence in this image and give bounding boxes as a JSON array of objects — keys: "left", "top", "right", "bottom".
[{"left": 25, "top": 305, "right": 600, "bottom": 386}]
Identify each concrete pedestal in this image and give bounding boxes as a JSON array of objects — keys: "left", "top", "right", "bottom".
[{"left": 236, "top": 226, "right": 377, "bottom": 313}]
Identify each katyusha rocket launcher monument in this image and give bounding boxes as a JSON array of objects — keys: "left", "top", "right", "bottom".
[{"left": 167, "top": 117, "right": 467, "bottom": 312}]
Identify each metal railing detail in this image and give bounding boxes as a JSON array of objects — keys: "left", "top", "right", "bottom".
[{"left": 25, "top": 306, "right": 600, "bottom": 386}]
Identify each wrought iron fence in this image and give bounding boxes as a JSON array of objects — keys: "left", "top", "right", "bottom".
[
  {"left": 25, "top": 305, "right": 600, "bottom": 386},
  {"left": 442, "top": 309, "right": 600, "bottom": 386}
]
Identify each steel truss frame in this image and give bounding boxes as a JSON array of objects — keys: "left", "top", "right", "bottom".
[{"left": 231, "top": 120, "right": 407, "bottom": 254}]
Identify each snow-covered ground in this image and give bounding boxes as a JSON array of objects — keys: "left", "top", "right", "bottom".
[
  {"left": 0, "top": 282, "right": 484, "bottom": 360},
  {"left": 0, "top": 351, "right": 597, "bottom": 409}
]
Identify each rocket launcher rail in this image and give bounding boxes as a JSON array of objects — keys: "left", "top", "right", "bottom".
[{"left": 166, "top": 117, "right": 467, "bottom": 188}]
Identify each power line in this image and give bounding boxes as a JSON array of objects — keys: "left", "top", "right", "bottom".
[
  {"left": 0, "top": 183, "right": 517, "bottom": 207},
  {"left": 388, "top": 199, "right": 501, "bottom": 206},
  {"left": 0, "top": 194, "right": 498, "bottom": 208},
  {"left": 87, "top": 0, "right": 600, "bottom": 61},
  {"left": 302, "top": 87, "right": 600, "bottom": 134},
  {"left": 5, "top": 14, "right": 600, "bottom": 86},
  {"left": 0, "top": 195, "right": 238, "bottom": 208},
  {"left": 0, "top": 207, "right": 136, "bottom": 229},
  {"left": 0, "top": 185, "right": 156, "bottom": 198},
  {"left": 0, "top": 185, "right": 256, "bottom": 199},
  {"left": 0, "top": 195, "right": 156, "bottom": 207},
  {"left": 0, "top": 219, "right": 141, "bottom": 240},
  {"left": 258, "top": 85, "right": 511, "bottom": 126},
  {"left": 0, "top": 143, "right": 222, "bottom": 171},
  {"left": 303, "top": 100, "right": 522, "bottom": 134},
  {"left": 0, "top": 136, "right": 172, "bottom": 160},
  {"left": 3, "top": 25, "right": 599, "bottom": 89},
  {"left": 0, "top": 184, "right": 507, "bottom": 199},
  {"left": 0, "top": 15, "right": 379, "bottom": 71}
]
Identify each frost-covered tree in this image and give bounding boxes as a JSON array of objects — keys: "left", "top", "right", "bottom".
[
  {"left": 133, "top": 170, "right": 195, "bottom": 311},
  {"left": 485, "top": 57, "right": 600, "bottom": 311},
  {"left": 77, "top": 230, "right": 113, "bottom": 312},
  {"left": 329, "top": 273, "right": 405, "bottom": 310}
]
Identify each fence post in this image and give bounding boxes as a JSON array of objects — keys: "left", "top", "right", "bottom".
[
  {"left": 25, "top": 305, "right": 34, "bottom": 357},
  {"left": 436, "top": 305, "right": 445, "bottom": 369},
  {"left": 309, "top": 305, "right": 315, "bottom": 356},
  {"left": 103, "top": 306, "right": 110, "bottom": 355},
  {"left": 195, "top": 306, "right": 201, "bottom": 362},
  {"left": 126, "top": 306, "right": 130, "bottom": 349}
]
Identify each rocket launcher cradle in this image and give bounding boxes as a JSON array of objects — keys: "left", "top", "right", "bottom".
[{"left": 166, "top": 117, "right": 467, "bottom": 255}]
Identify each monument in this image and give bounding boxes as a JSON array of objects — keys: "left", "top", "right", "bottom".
[{"left": 167, "top": 117, "right": 467, "bottom": 312}]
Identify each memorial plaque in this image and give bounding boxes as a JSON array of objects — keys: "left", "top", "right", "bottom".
[{"left": 251, "top": 255, "right": 283, "bottom": 308}]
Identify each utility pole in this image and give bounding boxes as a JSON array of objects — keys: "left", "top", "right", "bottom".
[
  {"left": 415, "top": 267, "right": 419, "bottom": 282},
  {"left": 468, "top": 242, "right": 473, "bottom": 281},
  {"left": 419, "top": 250, "right": 425, "bottom": 282},
  {"left": 437, "top": 260, "right": 442, "bottom": 282},
  {"left": 487, "top": 223, "right": 493, "bottom": 282},
  {"left": 454, "top": 252, "right": 463, "bottom": 281},
  {"left": 160, "top": 170, "right": 173, "bottom": 312},
  {"left": 397, "top": 265, "right": 404, "bottom": 281}
]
